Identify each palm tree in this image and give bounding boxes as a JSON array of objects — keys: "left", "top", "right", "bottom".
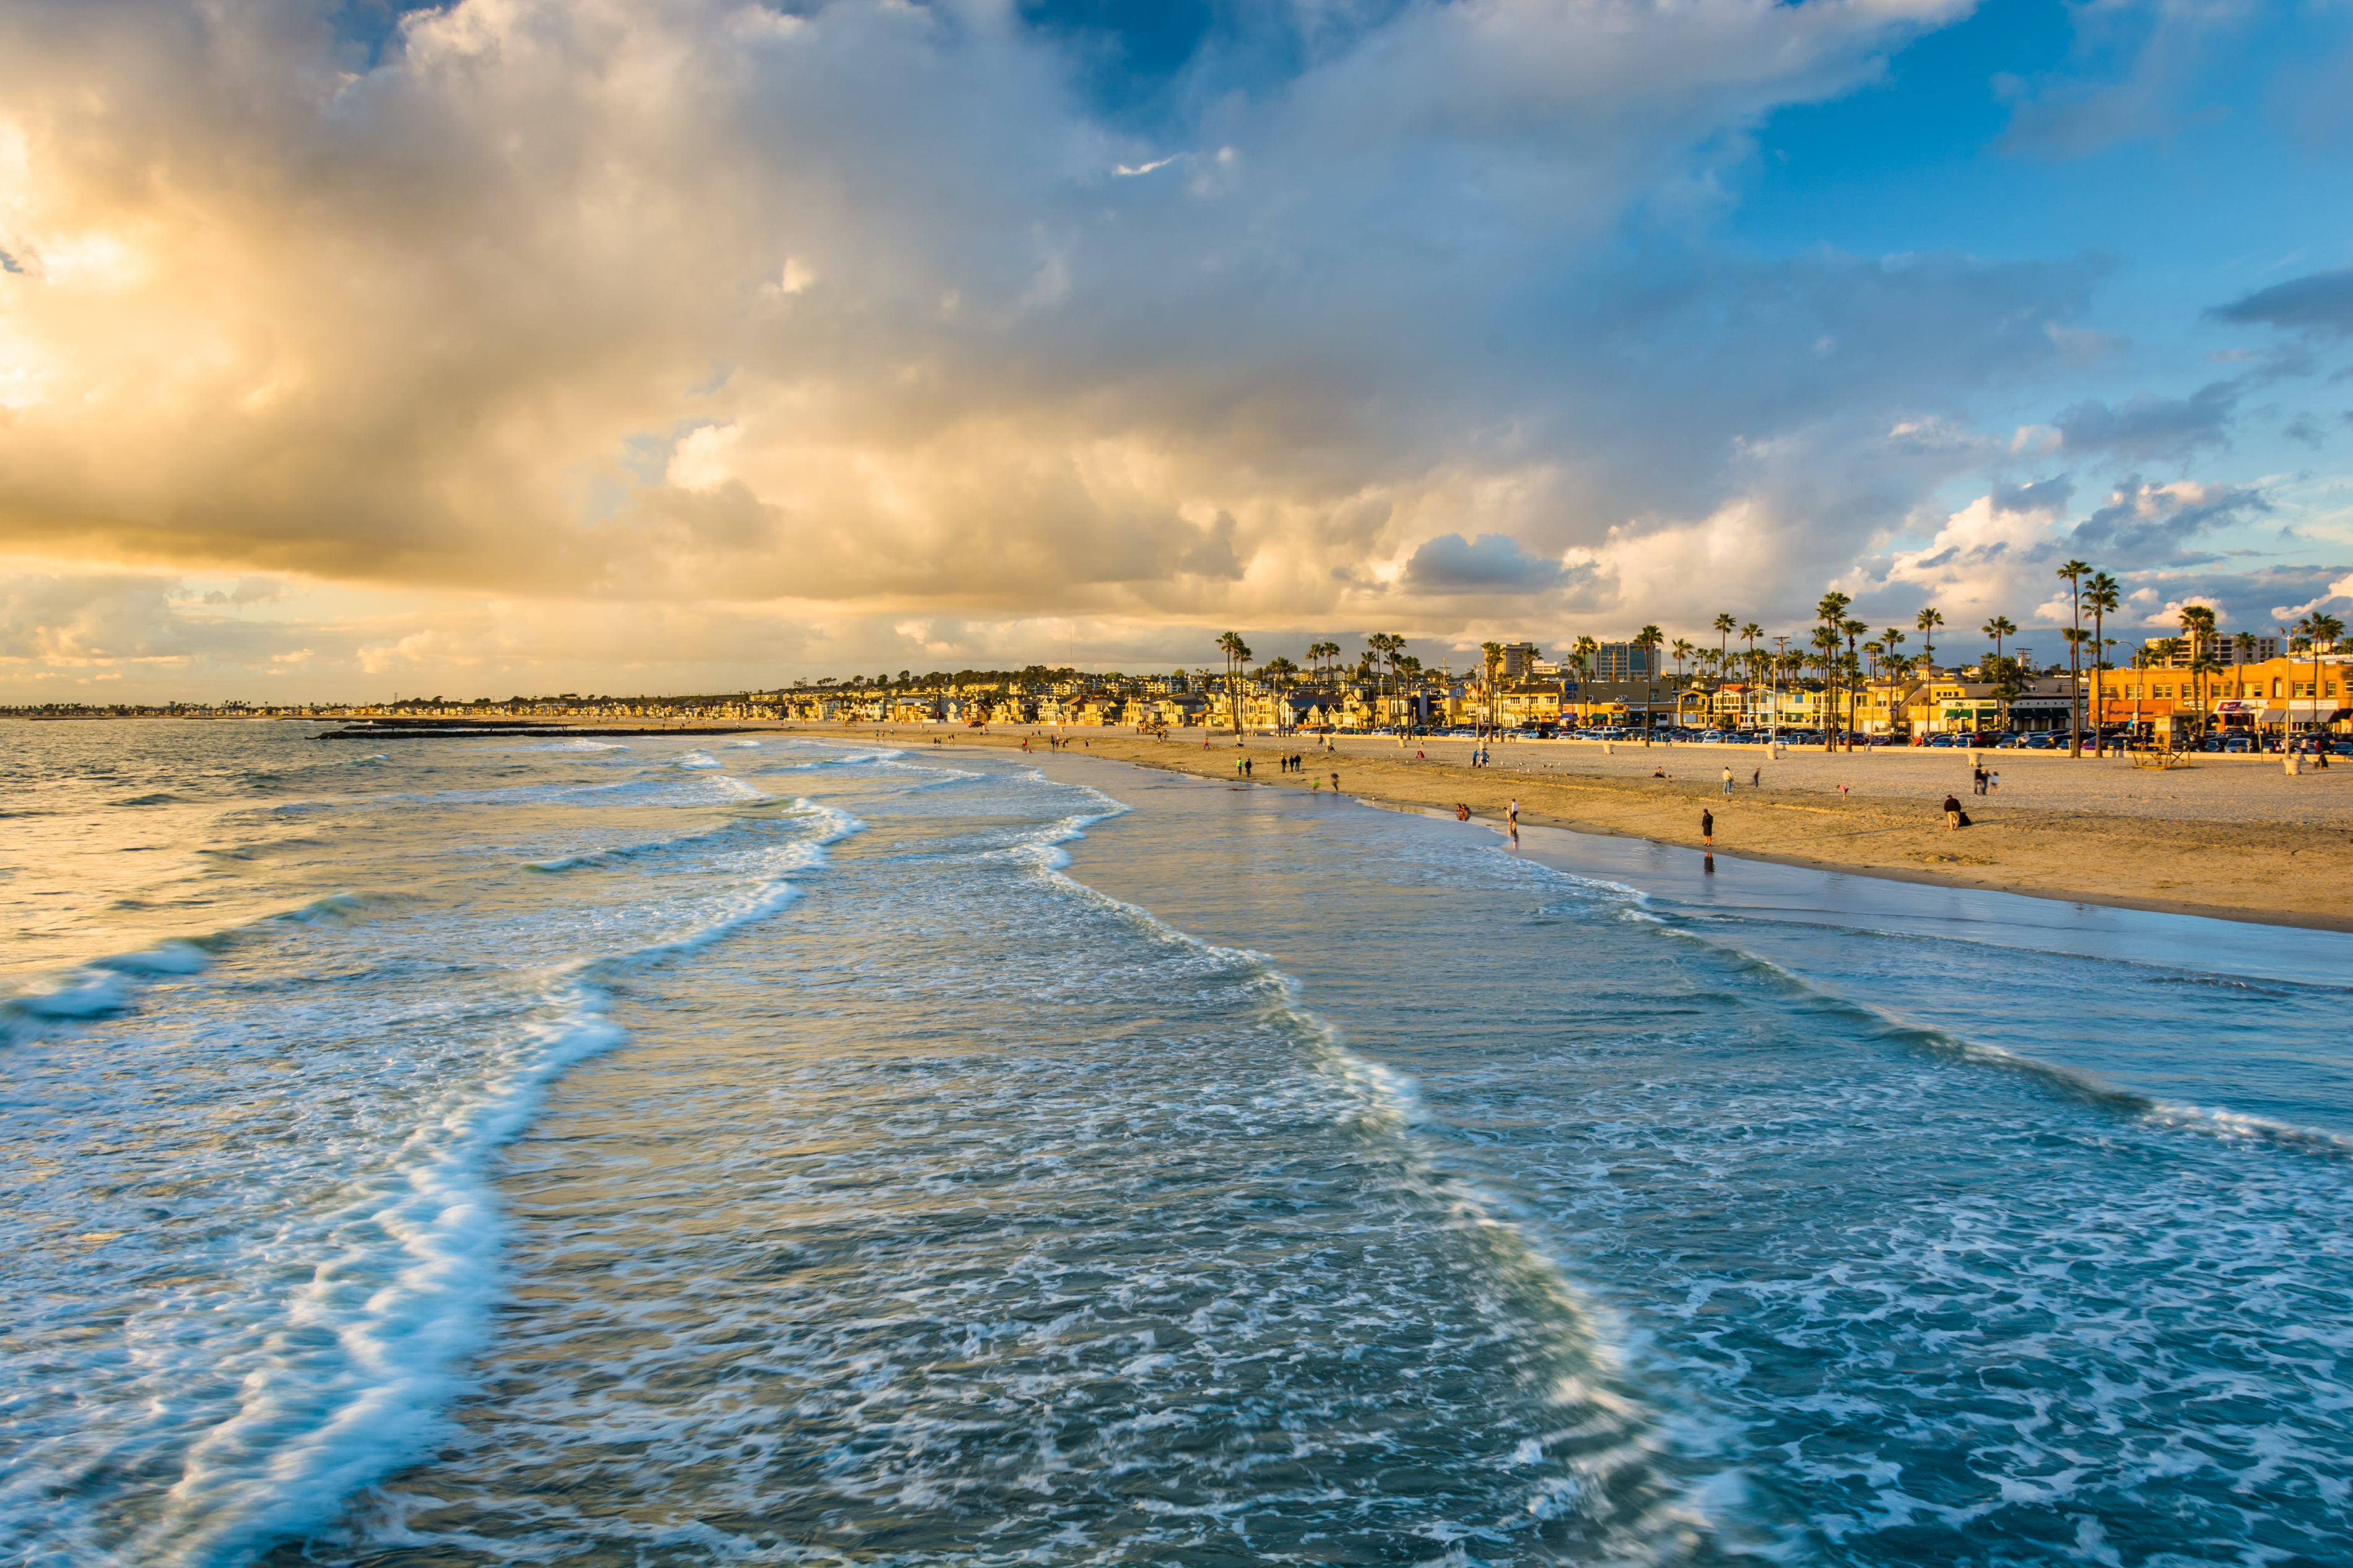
[
  {"left": 1916, "top": 607, "right": 1944, "bottom": 668},
  {"left": 2054, "top": 560, "right": 2090, "bottom": 755},
  {"left": 1981, "top": 615, "right": 2016, "bottom": 664},
  {"left": 1671, "top": 638, "right": 1694, "bottom": 680},
  {"left": 2177, "top": 604, "right": 2217, "bottom": 739},
  {"left": 1480, "top": 640, "right": 1505, "bottom": 735},
  {"left": 1570, "top": 635, "right": 1599, "bottom": 729},
  {"left": 1812, "top": 593, "right": 1851, "bottom": 748},
  {"left": 2294, "top": 612, "right": 2346, "bottom": 750},
  {"left": 1632, "top": 626, "right": 1664, "bottom": 733},
  {"left": 1713, "top": 613, "right": 1736, "bottom": 682},
  {"left": 2080, "top": 576, "right": 2118, "bottom": 752},
  {"left": 1217, "top": 631, "right": 1251, "bottom": 735},
  {"left": 1837, "top": 618, "right": 1866, "bottom": 747},
  {"left": 1810, "top": 625, "right": 1843, "bottom": 746},
  {"left": 2228, "top": 630, "right": 2257, "bottom": 740}
]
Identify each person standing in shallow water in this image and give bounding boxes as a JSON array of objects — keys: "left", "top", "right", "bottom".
[{"left": 1507, "top": 798, "right": 1520, "bottom": 844}]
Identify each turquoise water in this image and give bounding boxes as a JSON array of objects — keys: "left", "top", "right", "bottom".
[{"left": 2, "top": 724, "right": 2347, "bottom": 1566}]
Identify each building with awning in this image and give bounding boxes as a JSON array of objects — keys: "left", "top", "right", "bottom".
[
  {"left": 2256, "top": 700, "right": 2351, "bottom": 726},
  {"left": 2097, "top": 652, "right": 2347, "bottom": 734}
]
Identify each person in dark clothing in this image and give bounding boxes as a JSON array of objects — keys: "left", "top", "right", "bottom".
[
  {"left": 1701, "top": 809, "right": 1713, "bottom": 848},
  {"left": 1943, "top": 794, "right": 1963, "bottom": 829}
]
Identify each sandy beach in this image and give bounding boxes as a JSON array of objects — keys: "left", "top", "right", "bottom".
[{"left": 783, "top": 723, "right": 2353, "bottom": 931}]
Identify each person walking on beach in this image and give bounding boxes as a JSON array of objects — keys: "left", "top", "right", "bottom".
[
  {"left": 1721, "top": 766, "right": 1734, "bottom": 797},
  {"left": 1972, "top": 763, "right": 1987, "bottom": 796},
  {"left": 1943, "top": 793, "right": 1963, "bottom": 830},
  {"left": 1507, "top": 798, "right": 1520, "bottom": 843},
  {"left": 1330, "top": 771, "right": 1341, "bottom": 794},
  {"left": 1701, "top": 808, "right": 1713, "bottom": 848},
  {"left": 1751, "top": 766, "right": 1762, "bottom": 789},
  {"left": 1988, "top": 769, "right": 2000, "bottom": 796}
]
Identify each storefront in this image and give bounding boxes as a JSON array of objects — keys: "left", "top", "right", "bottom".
[{"left": 2256, "top": 699, "right": 2351, "bottom": 733}]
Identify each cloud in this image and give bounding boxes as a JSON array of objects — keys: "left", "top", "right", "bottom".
[
  {"left": 198, "top": 576, "right": 288, "bottom": 608},
  {"left": 2271, "top": 571, "right": 2353, "bottom": 622},
  {"left": 2209, "top": 269, "right": 2353, "bottom": 336},
  {"left": 0, "top": 568, "right": 298, "bottom": 675},
  {"left": 2067, "top": 477, "right": 2268, "bottom": 560},
  {"left": 2055, "top": 382, "right": 2237, "bottom": 459},
  {"left": 1402, "top": 533, "right": 1569, "bottom": 594},
  {"left": 0, "top": 0, "right": 2079, "bottom": 644}
]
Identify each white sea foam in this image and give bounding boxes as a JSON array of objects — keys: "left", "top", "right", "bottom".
[{"left": 0, "top": 753, "right": 863, "bottom": 1565}]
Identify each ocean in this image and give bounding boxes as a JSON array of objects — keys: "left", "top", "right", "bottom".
[{"left": 2, "top": 722, "right": 2348, "bottom": 1567}]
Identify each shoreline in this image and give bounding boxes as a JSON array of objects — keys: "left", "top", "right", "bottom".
[
  {"left": 1114, "top": 750, "right": 2353, "bottom": 935},
  {"left": 788, "top": 721, "right": 2353, "bottom": 935},
  {"left": 203, "top": 714, "right": 2347, "bottom": 934}
]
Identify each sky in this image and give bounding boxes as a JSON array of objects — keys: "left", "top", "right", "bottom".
[{"left": 2, "top": 0, "right": 2350, "bottom": 701}]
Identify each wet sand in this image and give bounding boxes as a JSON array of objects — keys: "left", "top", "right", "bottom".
[{"left": 802, "top": 724, "right": 2353, "bottom": 932}]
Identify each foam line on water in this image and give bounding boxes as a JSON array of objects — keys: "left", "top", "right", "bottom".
[
  {"left": 99, "top": 799, "right": 864, "bottom": 1565},
  {"left": 1635, "top": 908, "right": 2353, "bottom": 1161},
  {"left": 116, "top": 977, "right": 625, "bottom": 1568},
  {"left": 1677, "top": 906, "right": 2353, "bottom": 996},
  {"left": 1002, "top": 783, "right": 1748, "bottom": 1557}
]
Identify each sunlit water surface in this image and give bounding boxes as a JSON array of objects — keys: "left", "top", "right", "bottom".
[{"left": 2, "top": 722, "right": 2347, "bottom": 1567}]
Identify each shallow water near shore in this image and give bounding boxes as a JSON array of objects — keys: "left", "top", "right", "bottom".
[{"left": 3, "top": 722, "right": 2349, "bottom": 1566}]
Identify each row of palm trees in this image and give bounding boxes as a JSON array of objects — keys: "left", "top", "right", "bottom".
[
  {"left": 2122, "top": 607, "right": 2347, "bottom": 749},
  {"left": 1216, "top": 594, "right": 2344, "bottom": 743}
]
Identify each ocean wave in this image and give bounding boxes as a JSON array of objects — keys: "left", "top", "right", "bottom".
[
  {"left": 1643, "top": 918, "right": 2353, "bottom": 1159},
  {"left": 1, "top": 789, "right": 869, "bottom": 1564},
  {"left": 990, "top": 784, "right": 1728, "bottom": 1555},
  {"left": 523, "top": 799, "right": 845, "bottom": 873},
  {"left": 1, "top": 940, "right": 215, "bottom": 1046},
  {"left": 111, "top": 976, "right": 631, "bottom": 1568}
]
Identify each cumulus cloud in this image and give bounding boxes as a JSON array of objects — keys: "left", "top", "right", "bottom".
[
  {"left": 0, "top": 0, "right": 2095, "bottom": 649},
  {"left": 2271, "top": 571, "right": 2353, "bottom": 622}
]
